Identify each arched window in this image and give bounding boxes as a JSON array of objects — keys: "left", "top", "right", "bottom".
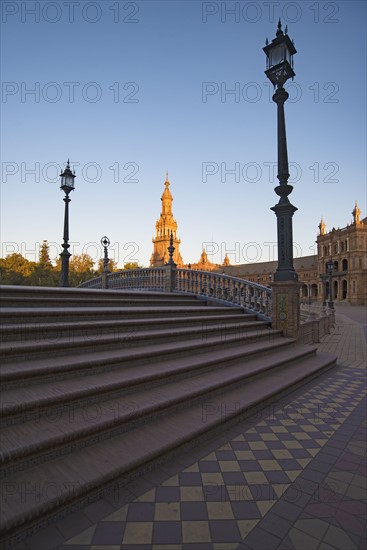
[{"left": 342, "top": 259, "right": 348, "bottom": 271}]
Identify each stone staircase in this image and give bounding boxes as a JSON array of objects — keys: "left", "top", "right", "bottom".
[{"left": 0, "top": 285, "right": 336, "bottom": 544}]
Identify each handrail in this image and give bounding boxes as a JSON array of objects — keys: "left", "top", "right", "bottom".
[{"left": 78, "top": 267, "right": 272, "bottom": 321}]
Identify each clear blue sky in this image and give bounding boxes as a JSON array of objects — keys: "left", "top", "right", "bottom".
[{"left": 1, "top": 0, "right": 366, "bottom": 267}]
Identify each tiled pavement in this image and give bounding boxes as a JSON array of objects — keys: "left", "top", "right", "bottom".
[{"left": 10, "top": 310, "right": 367, "bottom": 550}]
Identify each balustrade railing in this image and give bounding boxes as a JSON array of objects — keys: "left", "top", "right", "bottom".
[
  {"left": 108, "top": 268, "right": 166, "bottom": 291},
  {"left": 78, "top": 268, "right": 167, "bottom": 291},
  {"left": 79, "top": 276, "right": 102, "bottom": 288},
  {"left": 175, "top": 270, "right": 271, "bottom": 320},
  {"left": 78, "top": 267, "right": 272, "bottom": 320}
]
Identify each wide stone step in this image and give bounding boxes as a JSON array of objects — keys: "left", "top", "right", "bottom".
[
  {"left": 1, "top": 328, "right": 280, "bottom": 389},
  {"left": 0, "top": 296, "right": 203, "bottom": 308},
  {"left": 0, "top": 350, "right": 336, "bottom": 539},
  {"left": 0, "top": 304, "right": 244, "bottom": 324},
  {"left": 0, "top": 286, "right": 199, "bottom": 302},
  {"left": 0, "top": 313, "right": 256, "bottom": 343},
  {"left": 0, "top": 319, "right": 270, "bottom": 362},
  {"left": 0, "top": 342, "right": 314, "bottom": 475},
  {"left": 0, "top": 331, "right": 286, "bottom": 418}
]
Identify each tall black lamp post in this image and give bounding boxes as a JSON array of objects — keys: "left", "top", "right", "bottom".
[
  {"left": 263, "top": 20, "right": 297, "bottom": 282},
  {"left": 59, "top": 160, "right": 76, "bottom": 287},
  {"left": 326, "top": 259, "right": 334, "bottom": 309}
]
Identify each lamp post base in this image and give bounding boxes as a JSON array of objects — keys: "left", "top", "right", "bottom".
[
  {"left": 60, "top": 250, "right": 71, "bottom": 287},
  {"left": 271, "top": 280, "right": 301, "bottom": 339}
]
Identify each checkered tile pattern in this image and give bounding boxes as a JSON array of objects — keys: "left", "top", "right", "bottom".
[{"left": 60, "top": 365, "right": 366, "bottom": 549}]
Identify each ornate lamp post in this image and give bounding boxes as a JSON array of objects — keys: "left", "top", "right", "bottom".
[
  {"left": 167, "top": 232, "right": 176, "bottom": 267},
  {"left": 59, "top": 160, "right": 76, "bottom": 287},
  {"left": 164, "top": 232, "right": 177, "bottom": 292},
  {"left": 263, "top": 21, "right": 300, "bottom": 337},
  {"left": 326, "top": 259, "right": 334, "bottom": 309},
  {"left": 264, "top": 20, "right": 297, "bottom": 281},
  {"left": 101, "top": 236, "right": 111, "bottom": 273},
  {"left": 100, "top": 236, "right": 111, "bottom": 289}
]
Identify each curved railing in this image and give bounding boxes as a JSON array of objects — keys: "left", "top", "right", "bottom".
[
  {"left": 176, "top": 269, "right": 271, "bottom": 320},
  {"left": 79, "top": 276, "right": 103, "bottom": 288},
  {"left": 78, "top": 268, "right": 272, "bottom": 321}
]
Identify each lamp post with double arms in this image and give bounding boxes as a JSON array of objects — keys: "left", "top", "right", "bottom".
[{"left": 59, "top": 160, "right": 76, "bottom": 287}]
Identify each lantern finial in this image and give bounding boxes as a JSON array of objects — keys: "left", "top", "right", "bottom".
[{"left": 276, "top": 19, "right": 283, "bottom": 37}]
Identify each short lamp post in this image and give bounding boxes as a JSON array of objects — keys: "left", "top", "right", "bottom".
[
  {"left": 60, "top": 160, "right": 76, "bottom": 287},
  {"left": 101, "top": 236, "right": 111, "bottom": 273},
  {"left": 263, "top": 20, "right": 297, "bottom": 282},
  {"left": 326, "top": 260, "right": 334, "bottom": 309},
  {"left": 165, "top": 232, "right": 176, "bottom": 293},
  {"left": 167, "top": 232, "right": 176, "bottom": 267},
  {"left": 100, "top": 236, "right": 111, "bottom": 289}
]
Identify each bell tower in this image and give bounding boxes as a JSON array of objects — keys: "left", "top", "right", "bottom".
[
  {"left": 318, "top": 217, "right": 326, "bottom": 235},
  {"left": 352, "top": 200, "right": 361, "bottom": 225},
  {"left": 150, "top": 173, "right": 183, "bottom": 267}
]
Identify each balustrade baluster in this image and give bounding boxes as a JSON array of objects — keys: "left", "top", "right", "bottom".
[{"left": 259, "top": 289, "right": 263, "bottom": 313}]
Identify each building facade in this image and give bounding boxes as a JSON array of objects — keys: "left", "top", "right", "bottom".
[
  {"left": 316, "top": 202, "right": 367, "bottom": 305},
  {"left": 221, "top": 202, "right": 367, "bottom": 305},
  {"left": 221, "top": 256, "right": 319, "bottom": 298},
  {"left": 149, "top": 180, "right": 366, "bottom": 304}
]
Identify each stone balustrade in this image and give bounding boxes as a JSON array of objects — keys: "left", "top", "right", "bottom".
[
  {"left": 299, "top": 303, "right": 336, "bottom": 343},
  {"left": 79, "top": 267, "right": 272, "bottom": 321}
]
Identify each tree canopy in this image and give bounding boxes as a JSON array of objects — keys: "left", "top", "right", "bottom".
[{"left": 0, "top": 242, "right": 145, "bottom": 287}]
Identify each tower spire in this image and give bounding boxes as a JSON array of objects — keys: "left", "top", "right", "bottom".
[{"left": 150, "top": 174, "right": 183, "bottom": 267}]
